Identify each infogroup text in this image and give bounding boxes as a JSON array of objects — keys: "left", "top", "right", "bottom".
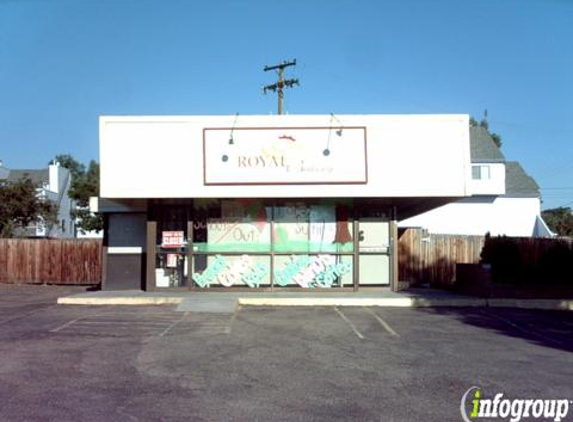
[{"left": 461, "top": 387, "right": 571, "bottom": 422}]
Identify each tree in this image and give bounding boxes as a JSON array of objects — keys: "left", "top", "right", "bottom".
[
  {"left": 52, "top": 155, "right": 103, "bottom": 233},
  {"left": 52, "top": 154, "right": 85, "bottom": 180},
  {"left": 541, "top": 207, "right": 573, "bottom": 237},
  {"left": 0, "top": 178, "right": 57, "bottom": 237},
  {"left": 71, "top": 160, "right": 103, "bottom": 233}
]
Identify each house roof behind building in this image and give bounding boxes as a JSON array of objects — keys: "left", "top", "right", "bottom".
[
  {"left": 5, "top": 169, "right": 49, "bottom": 186},
  {"left": 504, "top": 161, "right": 540, "bottom": 198},
  {"left": 470, "top": 126, "right": 505, "bottom": 163}
]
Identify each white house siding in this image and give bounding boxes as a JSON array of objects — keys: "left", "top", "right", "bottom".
[
  {"left": 398, "top": 196, "right": 543, "bottom": 237},
  {"left": 469, "top": 163, "right": 505, "bottom": 195},
  {"left": 44, "top": 164, "right": 75, "bottom": 238}
]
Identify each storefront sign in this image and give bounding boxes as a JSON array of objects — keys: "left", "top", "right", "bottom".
[
  {"left": 162, "top": 231, "right": 184, "bottom": 248},
  {"left": 203, "top": 127, "right": 367, "bottom": 185}
]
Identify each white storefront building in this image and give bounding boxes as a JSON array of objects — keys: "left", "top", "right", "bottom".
[{"left": 96, "top": 114, "right": 472, "bottom": 291}]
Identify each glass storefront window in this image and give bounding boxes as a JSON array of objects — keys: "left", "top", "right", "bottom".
[
  {"left": 152, "top": 204, "right": 189, "bottom": 288},
  {"left": 156, "top": 252, "right": 187, "bottom": 287},
  {"left": 193, "top": 200, "right": 272, "bottom": 253},
  {"left": 359, "top": 254, "right": 390, "bottom": 285},
  {"left": 191, "top": 254, "right": 271, "bottom": 288},
  {"left": 358, "top": 220, "right": 391, "bottom": 286},
  {"left": 273, "top": 203, "right": 353, "bottom": 253},
  {"left": 191, "top": 201, "right": 352, "bottom": 254},
  {"left": 273, "top": 255, "right": 353, "bottom": 288},
  {"left": 191, "top": 254, "right": 353, "bottom": 289},
  {"left": 150, "top": 200, "right": 366, "bottom": 289}
]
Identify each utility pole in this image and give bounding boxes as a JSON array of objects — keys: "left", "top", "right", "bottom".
[{"left": 263, "top": 59, "right": 299, "bottom": 115}]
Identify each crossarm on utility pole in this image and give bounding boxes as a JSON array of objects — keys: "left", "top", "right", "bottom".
[{"left": 263, "top": 59, "right": 299, "bottom": 115}]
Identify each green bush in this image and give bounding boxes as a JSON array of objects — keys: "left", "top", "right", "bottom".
[
  {"left": 538, "top": 241, "right": 573, "bottom": 286},
  {"left": 480, "top": 234, "right": 572, "bottom": 286},
  {"left": 480, "top": 234, "right": 521, "bottom": 284}
]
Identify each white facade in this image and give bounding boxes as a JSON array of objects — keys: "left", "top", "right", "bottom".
[
  {"left": 98, "top": 113, "right": 477, "bottom": 291},
  {"left": 399, "top": 196, "right": 545, "bottom": 237},
  {"left": 99, "top": 114, "right": 472, "bottom": 200},
  {"left": 469, "top": 163, "right": 505, "bottom": 195}
]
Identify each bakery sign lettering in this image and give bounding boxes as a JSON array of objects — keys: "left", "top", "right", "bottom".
[{"left": 203, "top": 127, "right": 367, "bottom": 185}]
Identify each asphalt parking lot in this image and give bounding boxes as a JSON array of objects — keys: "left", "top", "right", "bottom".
[{"left": 0, "top": 285, "right": 572, "bottom": 422}]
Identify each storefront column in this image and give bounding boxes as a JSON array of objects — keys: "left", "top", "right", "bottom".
[
  {"left": 187, "top": 220, "right": 194, "bottom": 290},
  {"left": 145, "top": 220, "right": 157, "bottom": 291},
  {"left": 352, "top": 215, "right": 359, "bottom": 291},
  {"left": 100, "top": 214, "right": 109, "bottom": 289},
  {"left": 390, "top": 220, "right": 399, "bottom": 291},
  {"left": 269, "top": 211, "right": 275, "bottom": 291}
]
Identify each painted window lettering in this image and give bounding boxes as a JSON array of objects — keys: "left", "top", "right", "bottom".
[
  {"left": 193, "top": 254, "right": 350, "bottom": 288},
  {"left": 192, "top": 255, "right": 267, "bottom": 288}
]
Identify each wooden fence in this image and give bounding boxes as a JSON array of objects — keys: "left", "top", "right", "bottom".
[
  {"left": 0, "top": 239, "right": 102, "bottom": 285},
  {"left": 1, "top": 233, "right": 568, "bottom": 287},
  {"left": 398, "top": 228, "right": 485, "bottom": 286}
]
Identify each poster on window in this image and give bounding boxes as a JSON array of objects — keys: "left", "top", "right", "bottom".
[
  {"left": 166, "top": 254, "right": 178, "bottom": 268},
  {"left": 309, "top": 206, "right": 337, "bottom": 249},
  {"left": 162, "top": 231, "right": 184, "bottom": 248},
  {"left": 206, "top": 200, "right": 271, "bottom": 251}
]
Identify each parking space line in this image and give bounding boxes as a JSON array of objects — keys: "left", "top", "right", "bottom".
[
  {"left": 50, "top": 316, "right": 85, "bottom": 333},
  {"left": 159, "top": 311, "right": 189, "bottom": 337},
  {"left": 49, "top": 310, "right": 239, "bottom": 337},
  {"left": 364, "top": 308, "right": 400, "bottom": 337},
  {"left": 333, "top": 307, "right": 364, "bottom": 340},
  {"left": 481, "top": 310, "right": 563, "bottom": 345},
  {"left": 51, "top": 311, "right": 181, "bottom": 333},
  {"left": 75, "top": 321, "right": 172, "bottom": 326},
  {"left": 224, "top": 309, "right": 238, "bottom": 334},
  {"left": 86, "top": 314, "right": 179, "bottom": 320},
  {"left": 0, "top": 305, "right": 56, "bottom": 327}
]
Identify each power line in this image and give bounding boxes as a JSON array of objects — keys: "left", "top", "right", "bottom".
[
  {"left": 489, "top": 119, "right": 573, "bottom": 135},
  {"left": 540, "top": 187, "right": 573, "bottom": 190}
]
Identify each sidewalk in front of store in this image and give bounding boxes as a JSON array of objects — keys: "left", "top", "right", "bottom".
[{"left": 57, "top": 288, "right": 573, "bottom": 313}]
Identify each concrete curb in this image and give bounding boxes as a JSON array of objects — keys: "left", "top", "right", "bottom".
[
  {"left": 239, "top": 298, "right": 573, "bottom": 310},
  {"left": 57, "top": 297, "right": 185, "bottom": 306},
  {"left": 56, "top": 295, "right": 573, "bottom": 311},
  {"left": 237, "top": 297, "right": 489, "bottom": 307},
  {"left": 486, "top": 299, "right": 573, "bottom": 311}
]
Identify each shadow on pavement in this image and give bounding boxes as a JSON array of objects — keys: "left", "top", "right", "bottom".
[{"left": 419, "top": 306, "right": 573, "bottom": 353}]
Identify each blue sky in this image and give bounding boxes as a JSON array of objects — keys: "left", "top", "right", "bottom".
[{"left": 0, "top": 0, "right": 571, "bottom": 209}]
